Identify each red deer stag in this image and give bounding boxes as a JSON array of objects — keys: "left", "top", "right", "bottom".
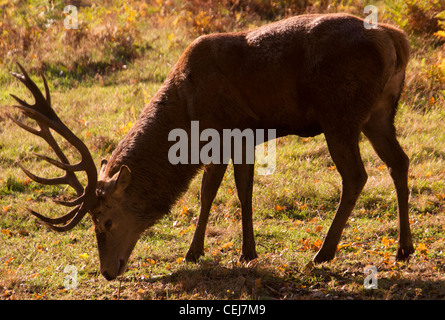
[{"left": 8, "top": 13, "right": 414, "bottom": 280}]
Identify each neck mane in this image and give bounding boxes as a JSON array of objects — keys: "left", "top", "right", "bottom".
[{"left": 107, "top": 78, "right": 201, "bottom": 224}]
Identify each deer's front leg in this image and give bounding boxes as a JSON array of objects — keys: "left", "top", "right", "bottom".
[
  {"left": 234, "top": 162, "right": 257, "bottom": 262},
  {"left": 186, "top": 163, "right": 227, "bottom": 262}
]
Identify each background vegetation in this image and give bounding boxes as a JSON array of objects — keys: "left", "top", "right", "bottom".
[{"left": 0, "top": 0, "right": 444, "bottom": 299}]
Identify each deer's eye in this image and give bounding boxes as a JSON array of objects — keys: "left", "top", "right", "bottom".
[{"left": 104, "top": 219, "right": 113, "bottom": 231}]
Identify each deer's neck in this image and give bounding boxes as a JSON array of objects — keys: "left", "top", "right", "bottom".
[{"left": 108, "top": 81, "right": 201, "bottom": 224}]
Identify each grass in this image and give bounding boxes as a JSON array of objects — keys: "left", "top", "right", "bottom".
[{"left": 1, "top": 0, "right": 445, "bottom": 300}]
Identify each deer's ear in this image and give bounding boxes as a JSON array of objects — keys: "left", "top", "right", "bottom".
[
  {"left": 109, "top": 165, "right": 131, "bottom": 195},
  {"left": 99, "top": 159, "right": 108, "bottom": 176}
]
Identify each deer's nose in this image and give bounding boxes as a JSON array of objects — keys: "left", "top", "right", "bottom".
[{"left": 102, "top": 270, "right": 117, "bottom": 281}]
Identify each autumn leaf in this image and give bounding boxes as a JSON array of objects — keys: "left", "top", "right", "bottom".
[
  {"left": 274, "top": 204, "right": 286, "bottom": 211},
  {"left": 33, "top": 292, "right": 45, "bottom": 300},
  {"left": 278, "top": 263, "right": 288, "bottom": 272},
  {"left": 220, "top": 242, "right": 233, "bottom": 251},
  {"left": 381, "top": 236, "right": 389, "bottom": 247},
  {"left": 299, "top": 238, "right": 323, "bottom": 251},
  {"left": 434, "top": 30, "right": 445, "bottom": 39},
  {"left": 381, "top": 236, "right": 395, "bottom": 248},
  {"left": 312, "top": 239, "right": 323, "bottom": 250},
  {"left": 417, "top": 243, "right": 428, "bottom": 254},
  {"left": 146, "top": 258, "right": 155, "bottom": 265},
  {"left": 180, "top": 206, "right": 189, "bottom": 216},
  {"left": 337, "top": 242, "right": 352, "bottom": 250},
  {"left": 428, "top": 96, "right": 436, "bottom": 105},
  {"left": 1, "top": 229, "right": 13, "bottom": 237}
]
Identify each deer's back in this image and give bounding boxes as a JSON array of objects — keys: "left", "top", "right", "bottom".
[{"left": 173, "top": 13, "right": 408, "bottom": 136}]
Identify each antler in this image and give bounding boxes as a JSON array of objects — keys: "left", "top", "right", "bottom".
[{"left": 8, "top": 63, "right": 98, "bottom": 231}]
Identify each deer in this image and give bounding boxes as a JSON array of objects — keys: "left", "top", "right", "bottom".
[{"left": 7, "top": 13, "right": 414, "bottom": 281}]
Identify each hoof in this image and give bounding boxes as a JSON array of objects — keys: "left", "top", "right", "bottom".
[
  {"left": 239, "top": 252, "right": 258, "bottom": 263},
  {"left": 185, "top": 249, "right": 204, "bottom": 262},
  {"left": 313, "top": 250, "right": 336, "bottom": 264},
  {"left": 396, "top": 244, "right": 415, "bottom": 261}
]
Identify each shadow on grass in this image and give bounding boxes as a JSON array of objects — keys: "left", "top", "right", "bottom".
[{"left": 120, "top": 261, "right": 445, "bottom": 300}]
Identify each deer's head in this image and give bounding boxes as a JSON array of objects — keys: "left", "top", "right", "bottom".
[
  {"left": 8, "top": 64, "right": 145, "bottom": 280},
  {"left": 91, "top": 161, "right": 149, "bottom": 280}
]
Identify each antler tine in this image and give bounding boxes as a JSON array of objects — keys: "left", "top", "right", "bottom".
[
  {"left": 10, "top": 93, "right": 32, "bottom": 108},
  {"left": 17, "top": 162, "right": 70, "bottom": 186},
  {"left": 52, "top": 197, "right": 85, "bottom": 207},
  {"left": 32, "top": 152, "right": 85, "bottom": 172},
  {"left": 28, "top": 202, "right": 89, "bottom": 232},
  {"left": 11, "top": 63, "right": 53, "bottom": 116},
  {"left": 28, "top": 206, "right": 80, "bottom": 225},
  {"left": 41, "top": 69, "right": 51, "bottom": 107},
  {"left": 6, "top": 114, "right": 41, "bottom": 136}
]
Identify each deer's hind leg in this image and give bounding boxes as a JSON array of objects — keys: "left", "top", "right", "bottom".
[
  {"left": 363, "top": 102, "right": 414, "bottom": 261},
  {"left": 186, "top": 163, "right": 228, "bottom": 262},
  {"left": 313, "top": 126, "right": 368, "bottom": 263}
]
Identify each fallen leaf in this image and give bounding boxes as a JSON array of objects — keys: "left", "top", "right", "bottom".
[
  {"left": 381, "top": 236, "right": 389, "bottom": 247},
  {"left": 79, "top": 253, "right": 89, "bottom": 259},
  {"left": 180, "top": 206, "right": 189, "bottom": 216},
  {"left": 220, "top": 242, "right": 233, "bottom": 250},
  {"left": 417, "top": 243, "right": 428, "bottom": 254},
  {"left": 312, "top": 239, "right": 323, "bottom": 250},
  {"left": 1, "top": 229, "right": 13, "bottom": 237},
  {"left": 428, "top": 96, "right": 435, "bottom": 105}
]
